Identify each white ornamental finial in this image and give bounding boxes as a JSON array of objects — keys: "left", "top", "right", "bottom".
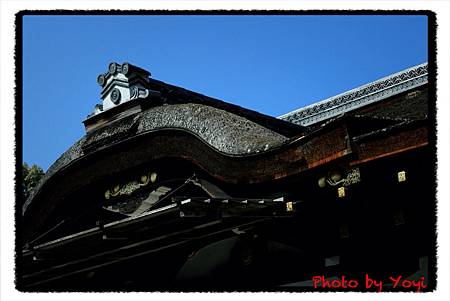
[{"left": 94, "top": 62, "right": 152, "bottom": 114}]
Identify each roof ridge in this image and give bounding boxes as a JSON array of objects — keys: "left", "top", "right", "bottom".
[{"left": 279, "top": 62, "right": 428, "bottom": 126}]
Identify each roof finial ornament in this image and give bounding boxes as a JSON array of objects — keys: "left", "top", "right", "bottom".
[
  {"left": 92, "top": 62, "right": 154, "bottom": 115},
  {"left": 84, "top": 62, "right": 161, "bottom": 132}
]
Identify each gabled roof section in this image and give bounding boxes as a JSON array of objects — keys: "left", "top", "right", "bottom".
[
  {"left": 279, "top": 63, "right": 428, "bottom": 126},
  {"left": 85, "top": 62, "right": 306, "bottom": 137}
]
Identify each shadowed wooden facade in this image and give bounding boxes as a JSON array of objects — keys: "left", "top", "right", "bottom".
[{"left": 19, "top": 62, "right": 435, "bottom": 292}]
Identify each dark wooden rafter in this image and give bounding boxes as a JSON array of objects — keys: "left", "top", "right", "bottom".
[
  {"left": 21, "top": 197, "right": 292, "bottom": 289},
  {"left": 351, "top": 123, "right": 428, "bottom": 166}
]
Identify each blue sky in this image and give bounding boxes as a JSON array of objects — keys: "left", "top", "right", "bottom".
[{"left": 22, "top": 14, "right": 428, "bottom": 171}]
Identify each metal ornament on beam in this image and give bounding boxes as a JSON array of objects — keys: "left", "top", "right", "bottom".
[{"left": 317, "top": 167, "right": 361, "bottom": 189}]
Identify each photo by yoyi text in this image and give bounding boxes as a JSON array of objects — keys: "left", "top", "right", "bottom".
[{"left": 312, "top": 274, "right": 427, "bottom": 292}]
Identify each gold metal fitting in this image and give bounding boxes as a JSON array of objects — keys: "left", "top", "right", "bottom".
[
  {"left": 140, "top": 174, "right": 148, "bottom": 184},
  {"left": 398, "top": 171, "right": 406, "bottom": 182},
  {"left": 318, "top": 177, "right": 326, "bottom": 188},
  {"left": 150, "top": 172, "right": 157, "bottom": 183},
  {"left": 286, "top": 201, "right": 294, "bottom": 212},
  {"left": 338, "top": 187, "right": 346, "bottom": 198}
]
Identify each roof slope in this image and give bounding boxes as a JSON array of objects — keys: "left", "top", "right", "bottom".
[{"left": 23, "top": 90, "right": 296, "bottom": 214}]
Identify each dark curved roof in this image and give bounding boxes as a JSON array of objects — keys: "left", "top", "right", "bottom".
[
  {"left": 23, "top": 101, "right": 298, "bottom": 214},
  {"left": 23, "top": 62, "right": 430, "bottom": 220},
  {"left": 23, "top": 61, "right": 310, "bottom": 215}
]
